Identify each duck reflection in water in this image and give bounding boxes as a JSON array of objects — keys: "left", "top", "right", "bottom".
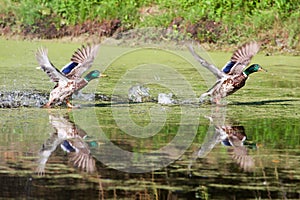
[
  {"left": 191, "top": 106, "right": 257, "bottom": 172},
  {"left": 36, "top": 114, "right": 97, "bottom": 175}
]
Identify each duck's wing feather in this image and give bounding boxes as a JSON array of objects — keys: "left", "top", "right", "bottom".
[
  {"left": 222, "top": 41, "right": 260, "bottom": 75},
  {"left": 187, "top": 44, "right": 224, "bottom": 79},
  {"left": 61, "top": 62, "right": 79, "bottom": 75},
  {"left": 66, "top": 44, "right": 100, "bottom": 79},
  {"left": 230, "top": 146, "right": 255, "bottom": 172},
  {"left": 36, "top": 48, "right": 69, "bottom": 84}
]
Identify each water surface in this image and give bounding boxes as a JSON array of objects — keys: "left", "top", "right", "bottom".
[{"left": 0, "top": 39, "right": 299, "bottom": 199}]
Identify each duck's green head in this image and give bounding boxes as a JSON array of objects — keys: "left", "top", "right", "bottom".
[
  {"left": 244, "top": 64, "right": 266, "bottom": 76},
  {"left": 84, "top": 70, "right": 103, "bottom": 82}
]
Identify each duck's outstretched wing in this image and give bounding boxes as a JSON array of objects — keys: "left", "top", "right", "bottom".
[
  {"left": 68, "top": 147, "right": 96, "bottom": 173},
  {"left": 222, "top": 41, "right": 260, "bottom": 75},
  {"left": 187, "top": 44, "right": 224, "bottom": 79},
  {"left": 229, "top": 146, "right": 255, "bottom": 172},
  {"left": 60, "top": 61, "right": 79, "bottom": 75},
  {"left": 36, "top": 48, "right": 69, "bottom": 84},
  {"left": 62, "top": 137, "right": 96, "bottom": 173},
  {"left": 64, "top": 44, "right": 100, "bottom": 80}
]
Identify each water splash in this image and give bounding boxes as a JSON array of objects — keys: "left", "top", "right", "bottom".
[
  {"left": 72, "top": 92, "right": 95, "bottom": 101},
  {"left": 72, "top": 92, "right": 111, "bottom": 103},
  {"left": 158, "top": 93, "right": 176, "bottom": 105},
  {"left": 128, "top": 85, "right": 151, "bottom": 103},
  {"left": 0, "top": 91, "right": 48, "bottom": 108}
]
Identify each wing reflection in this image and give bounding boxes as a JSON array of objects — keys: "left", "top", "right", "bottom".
[
  {"left": 36, "top": 113, "right": 96, "bottom": 175},
  {"left": 191, "top": 106, "right": 257, "bottom": 172},
  {"left": 220, "top": 125, "right": 255, "bottom": 172}
]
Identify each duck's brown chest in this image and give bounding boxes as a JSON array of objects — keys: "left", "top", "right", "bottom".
[
  {"left": 222, "top": 74, "right": 248, "bottom": 96},
  {"left": 231, "top": 74, "right": 247, "bottom": 89},
  {"left": 74, "top": 79, "right": 88, "bottom": 92}
]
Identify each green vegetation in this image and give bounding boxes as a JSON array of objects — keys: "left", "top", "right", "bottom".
[{"left": 0, "top": 0, "right": 299, "bottom": 50}]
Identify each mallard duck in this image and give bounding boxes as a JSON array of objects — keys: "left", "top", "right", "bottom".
[
  {"left": 36, "top": 44, "right": 105, "bottom": 108},
  {"left": 220, "top": 125, "right": 255, "bottom": 172},
  {"left": 36, "top": 114, "right": 96, "bottom": 174},
  {"left": 188, "top": 41, "right": 266, "bottom": 104},
  {"left": 61, "top": 138, "right": 96, "bottom": 173},
  {"left": 188, "top": 106, "right": 256, "bottom": 172},
  {"left": 192, "top": 108, "right": 255, "bottom": 171}
]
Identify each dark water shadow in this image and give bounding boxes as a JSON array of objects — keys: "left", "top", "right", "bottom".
[
  {"left": 232, "top": 99, "right": 298, "bottom": 106},
  {"left": 82, "top": 101, "right": 154, "bottom": 108},
  {"left": 88, "top": 98, "right": 298, "bottom": 108}
]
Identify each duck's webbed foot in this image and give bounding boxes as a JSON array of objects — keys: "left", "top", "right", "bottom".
[
  {"left": 66, "top": 99, "right": 80, "bottom": 109},
  {"left": 43, "top": 102, "right": 52, "bottom": 108}
]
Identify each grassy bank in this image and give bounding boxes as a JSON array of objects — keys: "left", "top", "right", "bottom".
[{"left": 0, "top": 0, "right": 299, "bottom": 52}]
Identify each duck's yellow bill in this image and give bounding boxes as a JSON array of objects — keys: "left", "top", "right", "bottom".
[
  {"left": 100, "top": 74, "right": 107, "bottom": 77},
  {"left": 259, "top": 67, "right": 267, "bottom": 72}
]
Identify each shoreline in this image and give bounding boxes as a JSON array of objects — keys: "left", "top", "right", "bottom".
[{"left": 1, "top": 34, "right": 299, "bottom": 56}]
